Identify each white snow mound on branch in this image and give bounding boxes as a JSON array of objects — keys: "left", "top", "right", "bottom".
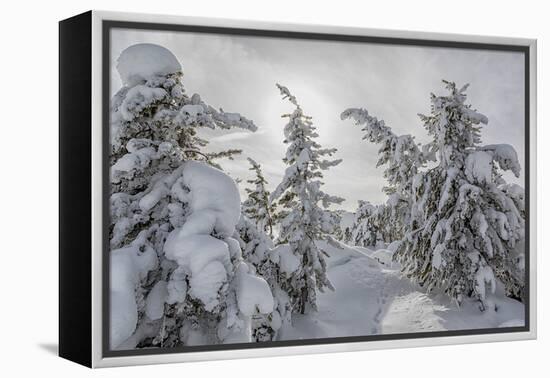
[
  {"left": 462, "top": 107, "right": 489, "bottom": 125},
  {"left": 110, "top": 239, "right": 158, "bottom": 349},
  {"left": 164, "top": 232, "right": 231, "bottom": 311},
  {"left": 272, "top": 244, "right": 301, "bottom": 275},
  {"left": 481, "top": 144, "right": 521, "bottom": 177},
  {"left": 163, "top": 161, "right": 242, "bottom": 311},
  {"left": 180, "top": 161, "right": 241, "bottom": 237},
  {"left": 111, "top": 144, "right": 157, "bottom": 174},
  {"left": 166, "top": 268, "right": 188, "bottom": 305},
  {"left": 117, "top": 43, "right": 182, "bottom": 86},
  {"left": 235, "top": 263, "right": 274, "bottom": 316},
  {"left": 179, "top": 104, "right": 205, "bottom": 124},
  {"left": 188, "top": 260, "right": 228, "bottom": 311},
  {"left": 119, "top": 86, "right": 168, "bottom": 121},
  {"left": 164, "top": 234, "right": 231, "bottom": 276},
  {"left": 145, "top": 281, "right": 168, "bottom": 320}
]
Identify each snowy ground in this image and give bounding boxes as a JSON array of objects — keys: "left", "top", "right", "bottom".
[{"left": 278, "top": 241, "right": 525, "bottom": 340}]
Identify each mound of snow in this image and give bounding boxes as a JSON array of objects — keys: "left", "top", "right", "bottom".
[
  {"left": 110, "top": 241, "right": 158, "bottom": 349},
  {"left": 465, "top": 150, "right": 493, "bottom": 184},
  {"left": 482, "top": 144, "right": 521, "bottom": 177},
  {"left": 272, "top": 244, "right": 300, "bottom": 275},
  {"left": 188, "top": 260, "right": 228, "bottom": 311},
  {"left": 235, "top": 263, "right": 274, "bottom": 316},
  {"left": 112, "top": 145, "right": 156, "bottom": 174},
  {"left": 145, "top": 281, "right": 168, "bottom": 320},
  {"left": 162, "top": 161, "right": 242, "bottom": 312},
  {"left": 463, "top": 107, "right": 489, "bottom": 124},
  {"left": 180, "top": 161, "right": 241, "bottom": 237},
  {"left": 179, "top": 104, "right": 206, "bottom": 124},
  {"left": 117, "top": 43, "right": 182, "bottom": 86},
  {"left": 370, "top": 249, "right": 395, "bottom": 268},
  {"left": 164, "top": 233, "right": 230, "bottom": 311},
  {"left": 164, "top": 234, "right": 231, "bottom": 274},
  {"left": 166, "top": 267, "right": 188, "bottom": 305},
  {"left": 119, "top": 85, "right": 168, "bottom": 121}
]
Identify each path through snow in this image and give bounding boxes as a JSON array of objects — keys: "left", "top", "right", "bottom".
[{"left": 279, "top": 241, "right": 525, "bottom": 340}]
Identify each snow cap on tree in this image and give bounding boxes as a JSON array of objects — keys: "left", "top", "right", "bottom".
[{"left": 117, "top": 43, "right": 182, "bottom": 86}]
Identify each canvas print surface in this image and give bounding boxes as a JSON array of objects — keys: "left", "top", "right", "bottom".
[{"left": 107, "top": 25, "right": 527, "bottom": 353}]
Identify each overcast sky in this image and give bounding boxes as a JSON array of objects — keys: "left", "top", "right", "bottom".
[{"left": 111, "top": 28, "right": 525, "bottom": 212}]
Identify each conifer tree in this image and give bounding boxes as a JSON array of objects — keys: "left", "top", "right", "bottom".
[
  {"left": 109, "top": 44, "right": 271, "bottom": 349},
  {"left": 334, "top": 210, "right": 355, "bottom": 244},
  {"left": 351, "top": 201, "right": 386, "bottom": 248},
  {"left": 270, "top": 84, "right": 344, "bottom": 314},
  {"left": 242, "top": 158, "right": 276, "bottom": 237},
  {"left": 397, "top": 81, "right": 525, "bottom": 306},
  {"left": 341, "top": 107, "right": 426, "bottom": 242},
  {"left": 344, "top": 80, "right": 525, "bottom": 306},
  {"left": 235, "top": 216, "right": 291, "bottom": 341}
]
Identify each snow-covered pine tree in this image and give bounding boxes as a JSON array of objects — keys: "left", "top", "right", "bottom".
[
  {"left": 242, "top": 158, "right": 276, "bottom": 237},
  {"left": 109, "top": 43, "right": 273, "bottom": 350},
  {"left": 235, "top": 216, "right": 291, "bottom": 341},
  {"left": 396, "top": 80, "right": 525, "bottom": 306},
  {"left": 351, "top": 200, "right": 385, "bottom": 248},
  {"left": 341, "top": 107, "right": 426, "bottom": 243},
  {"left": 270, "top": 84, "right": 344, "bottom": 314},
  {"left": 334, "top": 210, "right": 355, "bottom": 244}
]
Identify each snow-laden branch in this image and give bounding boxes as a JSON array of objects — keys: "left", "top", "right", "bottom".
[
  {"left": 341, "top": 107, "right": 424, "bottom": 193},
  {"left": 478, "top": 144, "right": 521, "bottom": 177}
]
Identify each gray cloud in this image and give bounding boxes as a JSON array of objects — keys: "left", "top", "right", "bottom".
[{"left": 111, "top": 29, "right": 525, "bottom": 212}]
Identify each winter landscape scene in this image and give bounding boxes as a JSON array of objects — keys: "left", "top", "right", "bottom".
[{"left": 108, "top": 29, "right": 527, "bottom": 351}]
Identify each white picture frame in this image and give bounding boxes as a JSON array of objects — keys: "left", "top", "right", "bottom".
[{"left": 59, "top": 10, "right": 537, "bottom": 368}]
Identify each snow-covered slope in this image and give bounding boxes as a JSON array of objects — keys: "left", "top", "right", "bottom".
[
  {"left": 278, "top": 241, "right": 525, "bottom": 340},
  {"left": 278, "top": 241, "right": 383, "bottom": 339}
]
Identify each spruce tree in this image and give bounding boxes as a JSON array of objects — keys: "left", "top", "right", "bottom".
[
  {"left": 344, "top": 80, "right": 524, "bottom": 307},
  {"left": 235, "top": 216, "right": 291, "bottom": 341},
  {"left": 109, "top": 43, "right": 270, "bottom": 349},
  {"left": 351, "top": 201, "right": 385, "bottom": 248},
  {"left": 341, "top": 107, "right": 426, "bottom": 242},
  {"left": 396, "top": 81, "right": 525, "bottom": 306},
  {"left": 270, "top": 84, "right": 344, "bottom": 314},
  {"left": 242, "top": 158, "right": 276, "bottom": 237},
  {"left": 334, "top": 210, "right": 355, "bottom": 244}
]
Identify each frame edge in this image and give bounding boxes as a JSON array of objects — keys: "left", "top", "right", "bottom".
[
  {"left": 89, "top": 10, "right": 538, "bottom": 367},
  {"left": 59, "top": 10, "right": 93, "bottom": 368}
]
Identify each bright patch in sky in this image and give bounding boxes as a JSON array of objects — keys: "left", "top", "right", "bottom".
[{"left": 111, "top": 29, "right": 525, "bottom": 212}]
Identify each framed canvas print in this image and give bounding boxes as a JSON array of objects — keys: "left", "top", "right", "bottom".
[{"left": 59, "top": 10, "right": 537, "bottom": 368}]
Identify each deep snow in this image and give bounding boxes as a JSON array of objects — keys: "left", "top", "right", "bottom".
[{"left": 278, "top": 241, "right": 524, "bottom": 340}]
